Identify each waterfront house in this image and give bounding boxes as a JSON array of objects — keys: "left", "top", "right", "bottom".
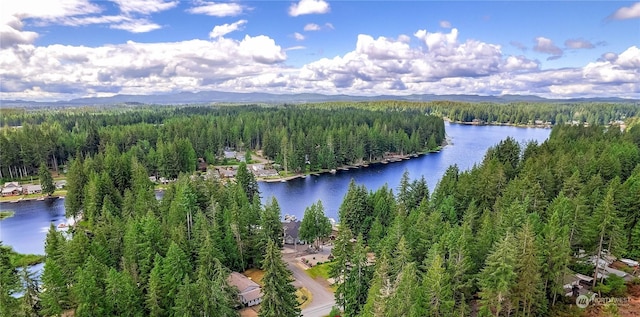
[
  {"left": 283, "top": 220, "right": 305, "bottom": 245},
  {"left": 228, "top": 272, "right": 262, "bottom": 307},
  {"left": 2, "top": 182, "right": 22, "bottom": 196},
  {"left": 24, "top": 184, "right": 42, "bottom": 195}
]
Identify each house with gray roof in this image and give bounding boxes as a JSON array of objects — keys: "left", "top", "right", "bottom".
[{"left": 227, "top": 272, "right": 262, "bottom": 307}]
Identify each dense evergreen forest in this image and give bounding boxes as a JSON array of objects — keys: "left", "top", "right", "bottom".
[
  {"left": 2, "top": 100, "right": 636, "bottom": 180},
  {"left": 299, "top": 101, "right": 638, "bottom": 126},
  {"left": 1, "top": 160, "right": 293, "bottom": 316},
  {"left": 1, "top": 102, "right": 639, "bottom": 317},
  {"left": 331, "top": 123, "right": 640, "bottom": 317},
  {"left": 0, "top": 105, "right": 444, "bottom": 179},
  {"left": 2, "top": 120, "right": 639, "bottom": 317}
]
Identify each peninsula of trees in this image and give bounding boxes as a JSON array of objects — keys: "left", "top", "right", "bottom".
[{"left": 0, "top": 105, "right": 445, "bottom": 180}]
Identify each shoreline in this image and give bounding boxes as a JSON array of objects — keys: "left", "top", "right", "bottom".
[
  {"left": 444, "top": 118, "right": 553, "bottom": 129},
  {"left": 257, "top": 149, "right": 442, "bottom": 183},
  {"left": 0, "top": 195, "right": 63, "bottom": 204}
]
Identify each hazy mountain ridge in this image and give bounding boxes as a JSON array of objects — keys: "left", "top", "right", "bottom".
[{"left": 1, "top": 91, "right": 637, "bottom": 107}]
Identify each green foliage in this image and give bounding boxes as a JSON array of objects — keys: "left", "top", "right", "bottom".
[
  {"left": 594, "top": 275, "right": 627, "bottom": 298},
  {"left": 0, "top": 210, "right": 15, "bottom": 220},
  {"left": 21, "top": 105, "right": 640, "bottom": 316},
  {"left": 259, "top": 240, "right": 300, "bottom": 317},
  {"left": 1, "top": 104, "right": 445, "bottom": 181},
  {"left": 299, "top": 200, "right": 332, "bottom": 250},
  {"left": 0, "top": 242, "right": 21, "bottom": 317},
  {"left": 39, "top": 161, "right": 55, "bottom": 195},
  {"left": 237, "top": 162, "right": 259, "bottom": 201},
  {"left": 329, "top": 306, "right": 342, "bottom": 317},
  {"left": 260, "top": 197, "right": 283, "bottom": 248},
  {"left": 478, "top": 232, "right": 518, "bottom": 317},
  {"left": 342, "top": 235, "right": 371, "bottom": 317},
  {"left": 420, "top": 246, "right": 454, "bottom": 317},
  {"left": 339, "top": 179, "right": 372, "bottom": 238}
]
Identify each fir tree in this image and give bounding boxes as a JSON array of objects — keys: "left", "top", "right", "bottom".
[
  {"left": 422, "top": 245, "right": 454, "bottom": 317},
  {"left": 173, "top": 275, "right": 199, "bottom": 317},
  {"left": 513, "top": 220, "right": 545, "bottom": 316},
  {"left": 386, "top": 261, "right": 422, "bottom": 316},
  {"left": 0, "top": 243, "right": 20, "bottom": 317},
  {"left": 259, "top": 240, "right": 300, "bottom": 317},
  {"left": 160, "top": 242, "right": 191, "bottom": 310},
  {"left": 360, "top": 254, "right": 391, "bottom": 317},
  {"left": 299, "top": 200, "right": 332, "bottom": 251},
  {"left": 146, "top": 254, "right": 164, "bottom": 317},
  {"left": 342, "top": 235, "right": 371, "bottom": 317},
  {"left": 478, "top": 233, "right": 517, "bottom": 317},
  {"left": 105, "top": 268, "right": 143, "bottom": 317},
  {"left": 74, "top": 256, "right": 108, "bottom": 317},
  {"left": 589, "top": 180, "right": 625, "bottom": 287},
  {"left": 541, "top": 207, "right": 571, "bottom": 306},
  {"left": 237, "top": 162, "right": 259, "bottom": 201},
  {"left": 65, "top": 156, "right": 86, "bottom": 221},
  {"left": 39, "top": 161, "right": 55, "bottom": 196},
  {"left": 20, "top": 266, "right": 41, "bottom": 317},
  {"left": 261, "top": 197, "right": 284, "bottom": 248},
  {"left": 195, "top": 257, "right": 239, "bottom": 317}
]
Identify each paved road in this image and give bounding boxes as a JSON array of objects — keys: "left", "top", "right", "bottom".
[{"left": 284, "top": 252, "right": 336, "bottom": 317}]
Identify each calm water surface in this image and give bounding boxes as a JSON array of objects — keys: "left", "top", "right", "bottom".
[
  {"left": 259, "top": 122, "right": 551, "bottom": 221},
  {"left": 0, "top": 123, "right": 551, "bottom": 255}
]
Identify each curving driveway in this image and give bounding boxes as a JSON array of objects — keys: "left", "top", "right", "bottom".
[{"left": 284, "top": 248, "right": 336, "bottom": 317}]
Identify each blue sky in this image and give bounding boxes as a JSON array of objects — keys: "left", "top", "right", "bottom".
[{"left": 1, "top": 0, "right": 639, "bottom": 101}]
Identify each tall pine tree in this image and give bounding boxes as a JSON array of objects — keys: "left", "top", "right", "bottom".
[{"left": 259, "top": 240, "right": 300, "bottom": 317}]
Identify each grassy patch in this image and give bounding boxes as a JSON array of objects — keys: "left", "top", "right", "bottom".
[
  {"left": 306, "top": 262, "right": 331, "bottom": 280},
  {"left": 296, "top": 287, "right": 312, "bottom": 309},
  {"left": 0, "top": 245, "right": 45, "bottom": 268},
  {"left": 243, "top": 268, "right": 265, "bottom": 286},
  {"left": 0, "top": 210, "right": 15, "bottom": 220}
]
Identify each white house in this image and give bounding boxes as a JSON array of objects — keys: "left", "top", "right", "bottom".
[
  {"left": 24, "top": 184, "right": 42, "bottom": 195},
  {"left": 228, "top": 272, "right": 262, "bottom": 307}
]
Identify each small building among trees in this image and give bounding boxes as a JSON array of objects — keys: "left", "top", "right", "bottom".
[
  {"left": 283, "top": 221, "right": 305, "bottom": 245},
  {"left": 227, "top": 272, "right": 262, "bottom": 307}
]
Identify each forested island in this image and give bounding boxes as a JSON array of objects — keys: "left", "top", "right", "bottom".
[{"left": 1, "top": 102, "right": 639, "bottom": 317}]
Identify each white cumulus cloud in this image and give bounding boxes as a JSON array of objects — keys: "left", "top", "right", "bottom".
[
  {"left": 293, "top": 32, "right": 305, "bottom": 41},
  {"left": 289, "top": 0, "right": 330, "bottom": 17},
  {"left": 607, "top": 2, "right": 640, "bottom": 20},
  {"left": 209, "top": 20, "right": 247, "bottom": 39}
]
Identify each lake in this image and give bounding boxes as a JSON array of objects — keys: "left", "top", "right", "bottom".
[{"left": 0, "top": 122, "right": 551, "bottom": 255}]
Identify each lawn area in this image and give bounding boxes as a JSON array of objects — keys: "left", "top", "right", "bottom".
[
  {"left": 0, "top": 190, "right": 66, "bottom": 203},
  {"left": 306, "top": 262, "right": 332, "bottom": 279},
  {"left": 296, "top": 287, "right": 312, "bottom": 309},
  {"left": 243, "top": 268, "right": 265, "bottom": 286}
]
